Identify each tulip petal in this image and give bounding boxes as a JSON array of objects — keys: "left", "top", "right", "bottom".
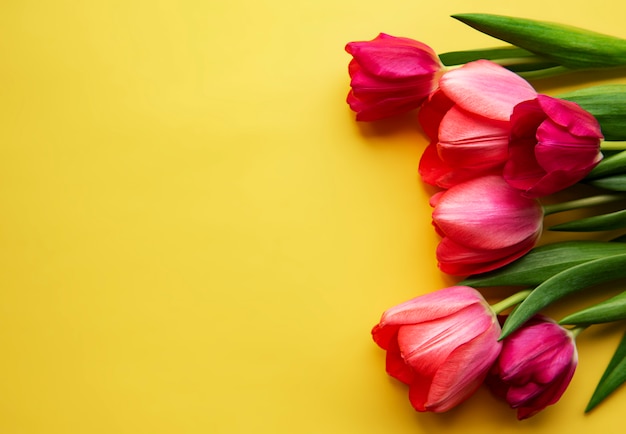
[
  {"left": 535, "top": 120, "right": 603, "bottom": 172},
  {"left": 419, "top": 142, "right": 499, "bottom": 188},
  {"left": 436, "top": 232, "right": 540, "bottom": 276},
  {"left": 345, "top": 33, "right": 443, "bottom": 121},
  {"left": 440, "top": 60, "right": 537, "bottom": 121},
  {"left": 432, "top": 176, "right": 543, "bottom": 250},
  {"left": 398, "top": 303, "right": 495, "bottom": 378},
  {"left": 438, "top": 106, "right": 510, "bottom": 169},
  {"left": 537, "top": 94, "right": 604, "bottom": 138},
  {"left": 418, "top": 90, "right": 454, "bottom": 140},
  {"left": 346, "top": 33, "right": 442, "bottom": 79},
  {"left": 425, "top": 320, "right": 502, "bottom": 412},
  {"left": 378, "top": 286, "right": 486, "bottom": 328},
  {"left": 487, "top": 315, "right": 578, "bottom": 419},
  {"left": 505, "top": 95, "right": 603, "bottom": 197},
  {"left": 384, "top": 336, "right": 415, "bottom": 385}
]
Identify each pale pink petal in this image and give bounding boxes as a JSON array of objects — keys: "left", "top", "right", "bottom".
[
  {"left": 436, "top": 232, "right": 540, "bottom": 276},
  {"left": 432, "top": 176, "right": 543, "bottom": 250},
  {"left": 398, "top": 304, "right": 494, "bottom": 377},
  {"left": 438, "top": 105, "right": 510, "bottom": 169},
  {"left": 419, "top": 142, "right": 501, "bottom": 189},
  {"left": 377, "top": 286, "right": 485, "bottom": 328},
  {"left": 440, "top": 60, "right": 536, "bottom": 121},
  {"left": 425, "top": 321, "right": 502, "bottom": 412}
]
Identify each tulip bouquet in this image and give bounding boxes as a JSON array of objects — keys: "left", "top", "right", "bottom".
[{"left": 345, "top": 14, "right": 626, "bottom": 420}]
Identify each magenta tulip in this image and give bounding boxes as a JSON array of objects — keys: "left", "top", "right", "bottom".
[
  {"left": 345, "top": 33, "right": 444, "bottom": 121},
  {"left": 372, "top": 286, "right": 502, "bottom": 412},
  {"left": 504, "top": 95, "right": 603, "bottom": 198},
  {"left": 418, "top": 60, "right": 537, "bottom": 188},
  {"left": 487, "top": 315, "right": 578, "bottom": 420},
  {"left": 431, "top": 175, "right": 543, "bottom": 276}
]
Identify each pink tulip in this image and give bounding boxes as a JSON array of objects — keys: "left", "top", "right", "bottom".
[
  {"left": 418, "top": 60, "right": 537, "bottom": 188},
  {"left": 431, "top": 175, "right": 543, "bottom": 276},
  {"left": 504, "top": 95, "right": 603, "bottom": 198},
  {"left": 372, "top": 286, "right": 502, "bottom": 412},
  {"left": 345, "top": 33, "right": 444, "bottom": 121},
  {"left": 486, "top": 315, "right": 578, "bottom": 420}
]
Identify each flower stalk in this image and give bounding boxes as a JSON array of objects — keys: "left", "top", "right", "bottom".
[
  {"left": 490, "top": 289, "right": 533, "bottom": 315},
  {"left": 542, "top": 194, "right": 626, "bottom": 216}
]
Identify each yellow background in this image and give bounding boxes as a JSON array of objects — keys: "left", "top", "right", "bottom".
[{"left": 2, "top": 1, "right": 626, "bottom": 433}]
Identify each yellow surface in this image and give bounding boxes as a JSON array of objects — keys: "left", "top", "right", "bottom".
[{"left": 1, "top": 1, "right": 626, "bottom": 433}]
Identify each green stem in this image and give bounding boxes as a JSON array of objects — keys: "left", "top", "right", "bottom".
[
  {"left": 517, "top": 66, "right": 572, "bottom": 80},
  {"left": 570, "top": 325, "right": 589, "bottom": 339},
  {"left": 491, "top": 289, "right": 533, "bottom": 314},
  {"left": 601, "top": 141, "right": 626, "bottom": 151},
  {"left": 543, "top": 193, "right": 626, "bottom": 216}
]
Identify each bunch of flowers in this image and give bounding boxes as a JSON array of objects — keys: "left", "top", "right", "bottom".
[{"left": 345, "top": 13, "right": 626, "bottom": 420}]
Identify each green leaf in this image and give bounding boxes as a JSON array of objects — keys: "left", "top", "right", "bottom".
[
  {"left": 460, "top": 241, "right": 626, "bottom": 288},
  {"left": 589, "top": 174, "right": 626, "bottom": 191},
  {"left": 452, "top": 13, "right": 626, "bottom": 69},
  {"left": 439, "top": 46, "right": 536, "bottom": 65},
  {"left": 500, "top": 253, "right": 626, "bottom": 339},
  {"left": 438, "top": 46, "right": 560, "bottom": 72},
  {"left": 559, "top": 291, "right": 626, "bottom": 325},
  {"left": 586, "top": 329, "right": 626, "bottom": 412},
  {"left": 550, "top": 209, "right": 626, "bottom": 232},
  {"left": 587, "top": 149, "right": 626, "bottom": 179},
  {"left": 505, "top": 61, "right": 563, "bottom": 73},
  {"left": 559, "top": 85, "right": 626, "bottom": 141}
]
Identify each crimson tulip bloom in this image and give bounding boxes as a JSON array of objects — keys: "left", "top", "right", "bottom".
[
  {"left": 418, "top": 60, "right": 537, "bottom": 188},
  {"left": 372, "top": 286, "right": 502, "bottom": 413},
  {"left": 345, "top": 33, "right": 444, "bottom": 121},
  {"left": 504, "top": 95, "right": 603, "bottom": 198},
  {"left": 431, "top": 175, "right": 543, "bottom": 276},
  {"left": 487, "top": 315, "right": 578, "bottom": 420}
]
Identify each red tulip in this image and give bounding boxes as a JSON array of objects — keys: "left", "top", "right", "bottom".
[
  {"left": 418, "top": 60, "right": 537, "bottom": 188},
  {"left": 504, "top": 95, "right": 603, "bottom": 198},
  {"left": 487, "top": 315, "right": 578, "bottom": 420},
  {"left": 431, "top": 175, "right": 543, "bottom": 276},
  {"left": 372, "top": 286, "right": 502, "bottom": 412},
  {"left": 345, "top": 33, "right": 444, "bottom": 121}
]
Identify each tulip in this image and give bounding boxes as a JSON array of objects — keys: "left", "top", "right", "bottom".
[
  {"left": 486, "top": 315, "right": 578, "bottom": 420},
  {"left": 345, "top": 33, "right": 444, "bottom": 121},
  {"left": 418, "top": 60, "right": 537, "bottom": 188},
  {"left": 504, "top": 95, "right": 603, "bottom": 198},
  {"left": 431, "top": 175, "right": 543, "bottom": 276},
  {"left": 372, "top": 286, "right": 502, "bottom": 412}
]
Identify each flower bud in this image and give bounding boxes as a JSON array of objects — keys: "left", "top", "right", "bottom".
[
  {"left": 418, "top": 60, "right": 537, "bottom": 188},
  {"left": 372, "top": 286, "right": 502, "bottom": 412},
  {"left": 345, "top": 33, "right": 443, "bottom": 121},
  {"left": 430, "top": 175, "right": 543, "bottom": 276},
  {"left": 487, "top": 315, "right": 578, "bottom": 420},
  {"left": 504, "top": 95, "right": 603, "bottom": 198}
]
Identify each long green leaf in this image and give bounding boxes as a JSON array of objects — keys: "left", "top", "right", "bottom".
[
  {"left": 461, "top": 241, "right": 626, "bottom": 288},
  {"left": 587, "top": 149, "right": 626, "bottom": 179},
  {"left": 586, "top": 329, "right": 626, "bottom": 412},
  {"left": 589, "top": 174, "right": 626, "bottom": 191},
  {"left": 559, "top": 85, "right": 626, "bottom": 141},
  {"left": 501, "top": 253, "right": 626, "bottom": 339},
  {"left": 452, "top": 13, "right": 626, "bottom": 69},
  {"left": 438, "top": 46, "right": 560, "bottom": 72},
  {"left": 559, "top": 291, "right": 626, "bottom": 324},
  {"left": 550, "top": 209, "right": 626, "bottom": 232},
  {"left": 439, "top": 46, "right": 536, "bottom": 65}
]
